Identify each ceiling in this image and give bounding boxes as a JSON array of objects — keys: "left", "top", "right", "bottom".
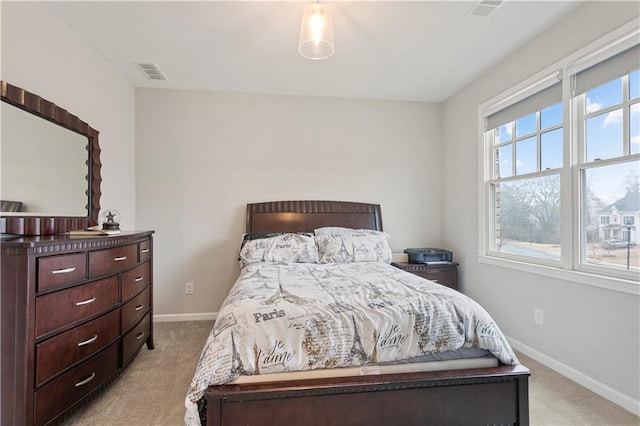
[{"left": 46, "top": 1, "right": 583, "bottom": 103}]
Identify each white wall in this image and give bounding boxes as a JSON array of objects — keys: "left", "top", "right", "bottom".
[
  {"left": 442, "top": 1, "right": 640, "bottom": 413},
  {"left": 0, "top": 2, "right": 136, "bottom": 228},
  {"left": 135, "top": 88, "right": 443, "bottom": 316}
]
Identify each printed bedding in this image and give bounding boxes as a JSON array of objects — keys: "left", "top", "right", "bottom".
[{"left": 184, "top": 261, "right": 519, "bottom": 425}]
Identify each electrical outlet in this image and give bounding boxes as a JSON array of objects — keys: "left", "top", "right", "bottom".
[
  {"left": 534, "top": 308, "right": 544, "bottom": 325},
  {"left": 185, "top": 282, "right": 194, "bottom": 295}
]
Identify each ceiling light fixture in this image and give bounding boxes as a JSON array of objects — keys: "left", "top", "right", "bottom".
[{"left": 298, "top": 1, "right": 334, "bottom": 60}]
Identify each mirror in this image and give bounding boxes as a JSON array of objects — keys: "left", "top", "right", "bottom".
[
  {"left": 2, "top": 102, "right": 88, "bottom": 215},
  {"left": 0, "top": 81, "right": 102, "bottom": 235}
]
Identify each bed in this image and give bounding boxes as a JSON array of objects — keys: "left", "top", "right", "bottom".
[{"left": 186, "top": 200, "right": 529, "bottom": 426}]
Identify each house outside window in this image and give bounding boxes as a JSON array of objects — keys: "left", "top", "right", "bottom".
[
  {"left": 598, "top": 194, "right": 640, "bottom": 246},
  {"left": 480, "top": 26, "right": 639, "bottom": 283}
]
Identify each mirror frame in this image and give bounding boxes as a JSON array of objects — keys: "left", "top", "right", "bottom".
[{"left": 0, "top": 81, "right": 102, "bottom": 235}]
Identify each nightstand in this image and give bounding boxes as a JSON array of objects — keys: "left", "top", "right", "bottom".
[{"left": 391, "top": 262, "right": 459, "bottom": 290}]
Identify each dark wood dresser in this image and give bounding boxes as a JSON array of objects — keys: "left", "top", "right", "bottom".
[
  {"left": 391, "top": 262, "right": 459, "bottom": 290},
  {"left": 1, "top": 231, "right": 154, "bottom": 425}
]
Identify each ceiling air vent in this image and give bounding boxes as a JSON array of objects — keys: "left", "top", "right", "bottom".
[
  {"left": 468, "top": 0, "right": 503, "bottom": 17},
  {"left": 134, "top": 62, "right": 167, "bottom": 81}
]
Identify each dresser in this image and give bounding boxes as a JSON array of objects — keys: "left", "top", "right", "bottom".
[
  {"left": 1, "top": 231, "right": 154, "bottom": 425},
  {"left": 391, "top": 262, "right": 459, "bottom": 290}
]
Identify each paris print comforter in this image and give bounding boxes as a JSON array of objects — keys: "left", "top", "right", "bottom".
[{"left": 184, "top": 261, "right": 519, "bottom": 425}]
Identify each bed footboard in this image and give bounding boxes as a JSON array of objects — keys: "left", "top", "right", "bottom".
[{"left": 205, "top": 365, "right": 530, "bottom": 426}]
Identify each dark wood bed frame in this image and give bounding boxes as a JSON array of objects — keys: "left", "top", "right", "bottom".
[{"left": 204, "top": 200, "right": 530, "bottom": 425}]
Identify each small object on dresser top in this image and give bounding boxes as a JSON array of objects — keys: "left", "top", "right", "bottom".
[
  {"left": 99, "top": 208, "right": 121, "bottom": 231},
  {"left": 68, "top": 229, "right": 121, "bottom": 237}
]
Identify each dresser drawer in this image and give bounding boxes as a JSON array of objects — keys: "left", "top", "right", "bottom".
[
  {"left": 122, "top": 312, "right": 150, "bottom": 367},
  {"left": 122, "top": 262, "right": 150, "bottom": 301},
  {"left": 35, "top": 276, "right": 119, "bottom": 337},
  {"left": 122, "top": 287, "right": 150, "bottom": 333},
  {"left": 413, "top": 269, "right": 456, "bottom": 287},
  {"left": 88, "top": 243, "right": 138, "bottom": 278},
  {"left": 38, "top": 253, "right": 87, "bottom": 291},
  {"left": 34, "top": 343, "right": 118, "bottom": 426},
  {"left": 139, "top": 239, "right": 151, "bottom": 262},
  {"left": 35, "top": 309, "right": 120, "bottom": 386}
]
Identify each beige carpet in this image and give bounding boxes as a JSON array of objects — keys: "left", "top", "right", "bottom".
[{"left": 62, "top": 321, "right": 639, "bottom": 426}]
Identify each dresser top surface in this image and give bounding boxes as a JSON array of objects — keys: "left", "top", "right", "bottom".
[{"left": 1, "top": 230, "right": 154, "bottom": 249}]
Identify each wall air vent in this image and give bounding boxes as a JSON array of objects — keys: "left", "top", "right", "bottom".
[
  {"left": 134, "top": 62, "right": 167, "bottom": 80},
  {"left": 468, "top": 0, "right": 503, "bottom": 17}
]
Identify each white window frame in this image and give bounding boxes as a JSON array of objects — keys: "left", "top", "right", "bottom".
[{"left": 478, "top": 20, "right": 640, "bottom": 296}]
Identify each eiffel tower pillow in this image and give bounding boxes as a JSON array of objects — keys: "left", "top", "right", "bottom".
[
  {"left": 239, "top": 232, "right": 319, "bottom": 267},
  {"left": 315, "top": 228, "right": 392, "bottom": 263}
]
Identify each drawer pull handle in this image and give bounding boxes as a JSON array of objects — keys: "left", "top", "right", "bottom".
[
  {"left": 141, "top": 248, "right": 150, "bottom": 253},
  {"left": 114, "top": 256, "right": 127, "bottom": 262},
  {"left": 77, "top": 335, "right": 98, "bottom": 347},
  {"left": 136, "top": 332, "right": 145, "bottom": 340},
  {"left": 52, "top": 267, "right": 76, "bottom": 275},
  {"left": 134, "top": 277, "right": 144, "bottom": 282},
  {"left": 74, "top": 372, "right": 96, "bottom": 387},
  {"left": 76, "top": 297, "right": 96, "bottom": 306},
  {"left": 135, "top": 304, "right": 144, "bottom": 311}
]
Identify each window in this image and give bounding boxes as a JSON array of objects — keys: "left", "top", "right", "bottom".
[
  {"left": 578, "top": 58, "right": 639, "bottom": 274},
  {"left": 485, "top": 79, "right": 563, "bottom": 262},
  {"left": 481, "top": 28, "right": 639, "bottom": 283}
]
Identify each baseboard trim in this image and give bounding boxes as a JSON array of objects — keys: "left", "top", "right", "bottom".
[
  {"left": 154, "top": 312, "right": 218, "bottom": 323},
  {"left": 508, "top": 337, "right": 640, "bottom": 417}
]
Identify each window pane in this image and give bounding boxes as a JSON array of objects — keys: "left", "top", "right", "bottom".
[
  {"left": 494, "top": 174, "right": 561, "bottom": 260},
  {"left": 586, "top": 78, "right": 623, "bottom": 113},
  {"left": 586, "top": 110, "right": 623, "bottom": 161},
  {"left": 498, "top": 123, "right": 513, "bottom": 143},
  {"left": 541, "top": 102, "right": 562, "bottom": 129},
  {"left": 516, "top": 136, "right": 536, "bottom": 175},
  {"left": 516, "top": 113, "right": 536, "bottom": 138},
  {"left": 498, "top": 145, "right": 513, "bottom": 178},
  {"left": 632, "top": 103, "right": 639, "bottom": 155},
  {"left": 583, "top": 160, "right": 640, "bottom": 271},
  {"left": 541, "top": 128, "right": 563, "bottom": 170},
  {"left": 631, "top": 70, "right": 639, "bottom": 100}
]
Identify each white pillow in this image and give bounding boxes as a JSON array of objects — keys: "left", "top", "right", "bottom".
[
  {"left": 239, "top": 233, "right": 319, "bottom": 267},
  {"left": 314, "top": 228, "right": 392, "bottom": 263}
]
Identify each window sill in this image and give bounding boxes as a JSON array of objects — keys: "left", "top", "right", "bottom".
[{"left": 478, "top": 255, "right": 639, "bottom": 296}]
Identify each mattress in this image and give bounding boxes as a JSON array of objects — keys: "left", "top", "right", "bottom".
[{"left": 231, "top": 351, "right": 498, "bottom": 385}]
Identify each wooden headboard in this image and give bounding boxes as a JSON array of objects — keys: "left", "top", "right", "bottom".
[{"left": 246, "top": 200, "right": 383, "bottom": 233}]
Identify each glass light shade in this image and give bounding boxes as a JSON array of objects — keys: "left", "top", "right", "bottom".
[
  {"left": 298, "top": 3, "right": 334, "bottom": 60},
  {"left": 99, "top": 208, "right": 121, "bottom": 230}
]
